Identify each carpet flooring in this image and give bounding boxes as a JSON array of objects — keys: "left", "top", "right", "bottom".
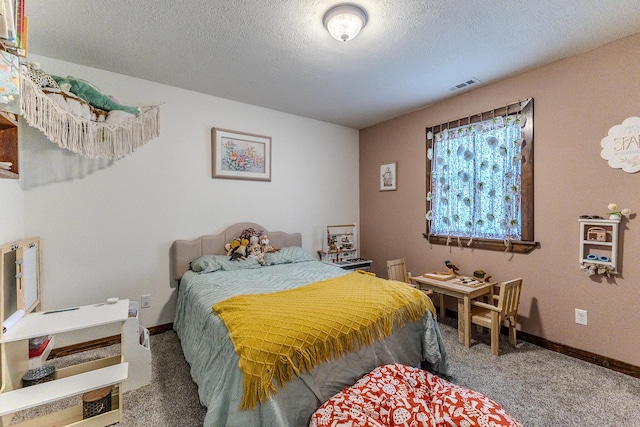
[{"left": 13, "top": 318, "right": 640, "bottom": 426}]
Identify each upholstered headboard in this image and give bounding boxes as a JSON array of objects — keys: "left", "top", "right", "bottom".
[{"left": 171, "top": 222, "right": 302, "bottom": 280}]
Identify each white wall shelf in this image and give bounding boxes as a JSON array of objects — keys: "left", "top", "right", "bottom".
[{"left": 579, "top": 218, "right": 620, "bottom": 273}]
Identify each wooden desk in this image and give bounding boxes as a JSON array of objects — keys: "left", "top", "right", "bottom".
[{"left": 411, "top": 275, "right": 495, "bottom": 349}]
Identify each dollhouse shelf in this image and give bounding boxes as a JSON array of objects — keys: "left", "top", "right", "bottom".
[
  {"left": 578, "top": 218, "right": 620, "bottom": 271},
  {"left": 318, "top": 224, "right": 372, "bottom": 271}
]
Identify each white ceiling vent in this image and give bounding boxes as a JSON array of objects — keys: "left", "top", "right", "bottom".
[{"left": 448, "top": 77, "right": 481, "bottom": 92}]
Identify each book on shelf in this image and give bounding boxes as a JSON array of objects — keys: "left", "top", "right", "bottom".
[
  {"left": 0, "top": 0, "right": 16, "bottom": 45},
  {"left": 28, "top": 336, "right": 52, "bottom": 358},
  {"left": 0, "top": 0, "right": 26, "bottom": 55}
]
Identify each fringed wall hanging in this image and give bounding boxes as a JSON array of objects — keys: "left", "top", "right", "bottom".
[{"left": 19, "top": 63, "right": 160, "bottom": 160}]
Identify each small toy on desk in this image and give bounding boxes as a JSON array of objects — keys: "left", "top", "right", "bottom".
[
  {"left": 444, "top": 260, "right": 459, "bottom": 274},
  {"left": 452, "top": 276, "right": 483, "bottom": 287},
  {"left": 423, "top": 271, "right": 456, "bottom": 281},
  {"left": 473, "top": 270, "right": 492, "bottom": 282}
]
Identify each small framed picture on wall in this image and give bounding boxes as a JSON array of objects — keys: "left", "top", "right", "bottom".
[
  {"left": 380, "top": 162, "right": 397, "bottom": 191},
  {"left": 211, "top": 128, "right": 272, "bottom": 181}
]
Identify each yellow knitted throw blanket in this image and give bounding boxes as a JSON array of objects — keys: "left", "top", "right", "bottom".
[{"left": 213, "top": 271, "right": 436, "bottom": 409}]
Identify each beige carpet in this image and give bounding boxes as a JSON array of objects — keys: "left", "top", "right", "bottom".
[{"left": 13, "top": 319, "right": 640, "bottom": 426}]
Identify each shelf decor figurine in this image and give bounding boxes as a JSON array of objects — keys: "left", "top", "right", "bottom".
[
  {"left": 444, "top": 260, "right": 459, "bottom": 275},
  {"left": 581, "top": 263, "right": 616, "bottom": 278}
]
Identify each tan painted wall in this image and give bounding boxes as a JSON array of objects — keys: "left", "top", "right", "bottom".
[{"left": 359, "top": 33, "right": 640, "bottom": 366}]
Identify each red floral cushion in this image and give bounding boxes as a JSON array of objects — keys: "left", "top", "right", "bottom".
[{"left": 310, "top": 363, "right": 522, "bottom": 427}]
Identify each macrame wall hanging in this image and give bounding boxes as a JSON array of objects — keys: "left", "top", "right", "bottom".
[{"left": 19, "top": 63, "right": 160, "bottom": 160}]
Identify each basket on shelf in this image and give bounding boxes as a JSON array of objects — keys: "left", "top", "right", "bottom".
[
  {"left": 22, "top": 365, "right": 55, "bottom": 386},
  {"left": 82, "top": 385, "right": 113, "bottom": 418}
]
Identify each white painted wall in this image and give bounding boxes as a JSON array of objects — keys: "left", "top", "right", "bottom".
[
  {"left": 0, "top": 179, "right": 23, "bottom": 244},
  {"left": 14, "top": 56, "right": 359, "bottom": 344}
]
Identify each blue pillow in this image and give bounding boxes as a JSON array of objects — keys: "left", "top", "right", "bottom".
[
  {"left": 218, "top": 256, "right": 263, "bottom": 271},
  {"left": 264, "top": 247, "right": 316, "bottom": 265},
  {"left": 190, "top": 255, "right": 222, "bottom": 273}
]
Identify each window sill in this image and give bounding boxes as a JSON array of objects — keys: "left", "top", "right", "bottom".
[{"left": 422, "top": 234, "right": 539, "bottom": 254}]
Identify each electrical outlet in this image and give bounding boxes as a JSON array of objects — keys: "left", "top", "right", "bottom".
[
  {"left": 141, "top": 294, "right": 151, "bottom": 309},
  {"left": 575, "top": 308, "right": 587, "bottom": 325}
]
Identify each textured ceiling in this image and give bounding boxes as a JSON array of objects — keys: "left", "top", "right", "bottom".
[{"left": 25, "top": 1, "right": 640, "bottom": 129}]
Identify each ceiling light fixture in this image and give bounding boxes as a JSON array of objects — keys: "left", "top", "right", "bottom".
[{"left": 323, "top": 4, "right": 368, "bottom": 42}]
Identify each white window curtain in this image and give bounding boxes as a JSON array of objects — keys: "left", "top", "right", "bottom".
[{"left": 427, "top": 113, "right": 527, "bottom": 242}]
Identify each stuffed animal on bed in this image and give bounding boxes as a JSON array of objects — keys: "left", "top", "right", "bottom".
[
  {"left": 259, "top": 235, "right": 278, "bottom": 253},
  {"left": 225, "top": 238, "right": 242, "bottom": 256},
  {"left": 248, "top": 236, "right": 260, "bottom": 253},
  {"left": 230, "top": 238, "right": 249, "bottom": 261},
  {"left": 248, "top": 244, "right": 266, "bottom": 266},
  {"left": 240, "top": 227, "right": 262, "bottom": 241}
]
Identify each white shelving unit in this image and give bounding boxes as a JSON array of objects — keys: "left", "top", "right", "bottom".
[
  {"left": 121, "top": 301, "right": 152, "bottom": 393},
  {"left": 579, "top": 217, "right": 620, "bottom": 272},
  {"left": 0, "top": 299, "right": 151, "bottom": 426},
  {"left": 318, "top": 224, "right": 372, "bottom": 271}
]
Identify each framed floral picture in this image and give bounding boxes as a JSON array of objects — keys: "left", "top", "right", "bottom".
[{"left": 211, "top": 128, "right": 271, "bottom": 181}]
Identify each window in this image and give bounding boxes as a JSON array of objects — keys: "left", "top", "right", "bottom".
[{"left": 424, "top": 99, "right": 537, "bottom": 253}]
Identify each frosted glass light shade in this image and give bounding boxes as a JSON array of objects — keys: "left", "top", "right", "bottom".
[{"left": 323, "top": 5, "right": 367, "bottom": 42}]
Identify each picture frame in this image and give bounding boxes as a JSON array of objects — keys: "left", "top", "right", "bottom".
[
  {"left": 379, "top": 161, "right": 397, "bottom": 191},
  {"left": 0, "top": 50, "right": 20, "bottom": 114},
  {"left": 211, "top": 128, "right": 271, "bottom": 181}
]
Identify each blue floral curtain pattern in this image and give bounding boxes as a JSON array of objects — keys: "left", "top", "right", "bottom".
[{"left": 427, "top": 114, "right": 526, "bottom": 241}]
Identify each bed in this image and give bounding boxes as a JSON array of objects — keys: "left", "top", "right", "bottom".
[{"left": 172, "top": 223, "right": 449, "bottom": 427}]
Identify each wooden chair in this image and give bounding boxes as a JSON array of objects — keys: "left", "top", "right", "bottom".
[
  {"left": 470, "top": 278, "right": 523, "bottom": 356},
  {"left": 386, "top": 258, "right": 432, "bottom": 296},
  {"left": 386, "top": 258, "right": 409, "bottom": 283}
]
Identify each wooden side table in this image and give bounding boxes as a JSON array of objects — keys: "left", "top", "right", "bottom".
[{"left": 411, "top": 275, "right": 495, "bottom": 349}]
